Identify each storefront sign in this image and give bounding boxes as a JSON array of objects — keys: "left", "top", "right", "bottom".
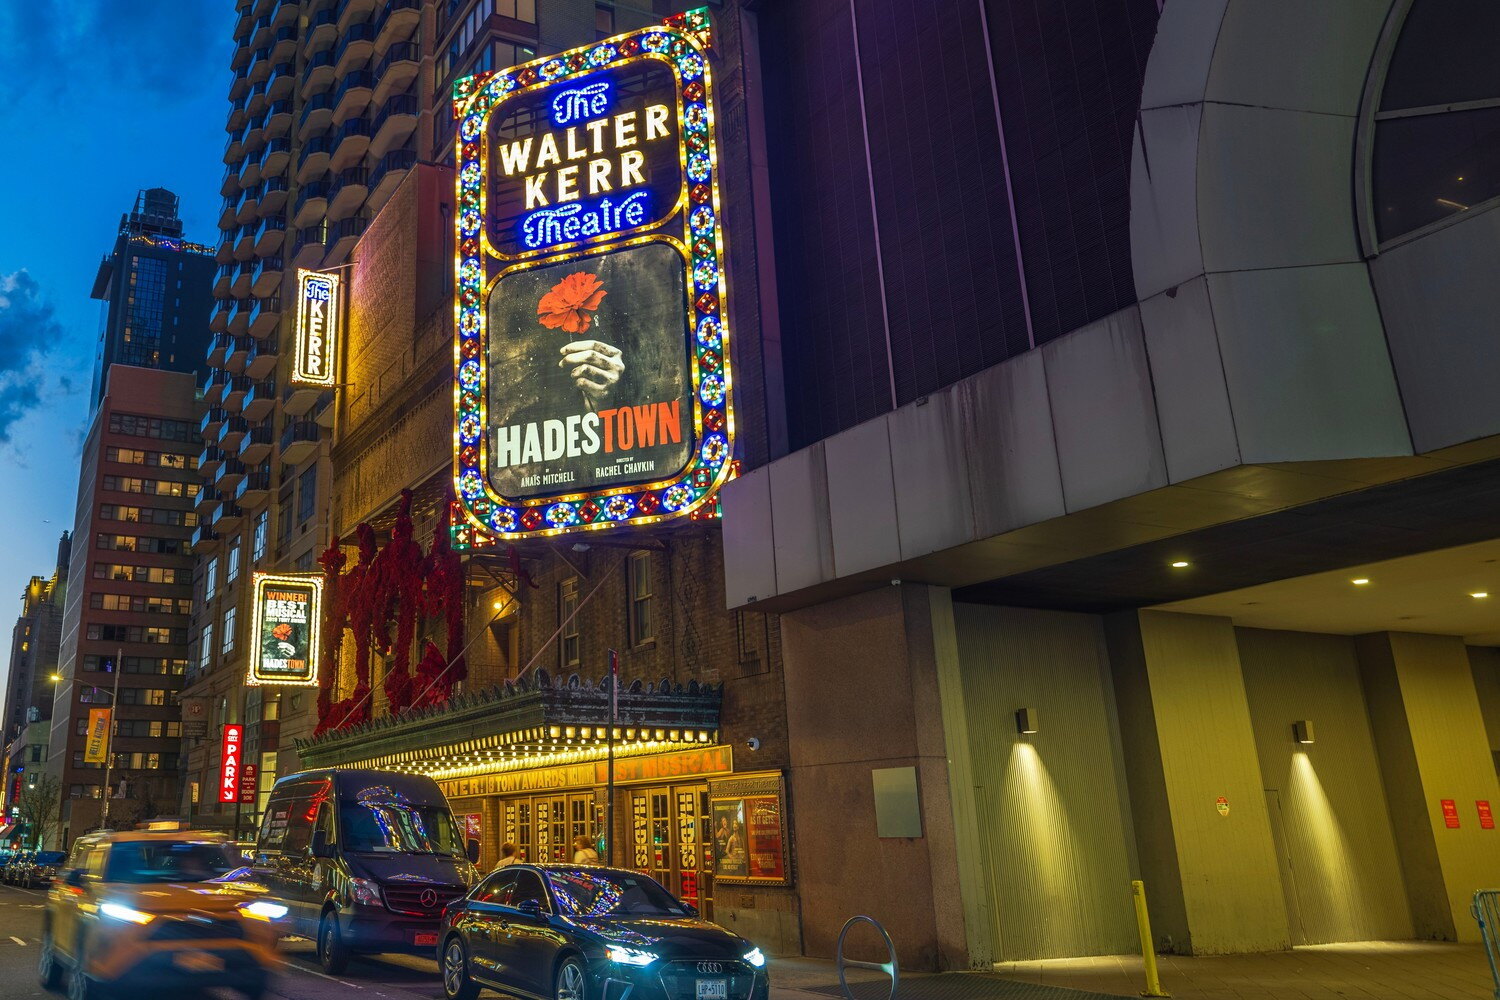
[
  {"left": 597, "top": 744, "right": 732, "bottom": 784},
  {"left": 292, "top": 269, "right": 339, "bottom": 387},
  {"left": 239, "top": 763, "right": 258, "bottom": 805},
  {"left": 220, "top": 725, "right": 244, "bottom": 804},
  {"left": 246, "top": 572, "right": 323, "bottom": 686},
  {"left": 1442, "top": 798, "right": 1460, "bottom": 828},
  {"left": 451, "top": 9, "right": 734, "bottom": 544},
  {"left": 1480, "top": 800, "right": 1495, "bottom": 829},
  {"left": 709, "top": 772, "right": 790, "bottom": 886},
  {"left": 83, "top": 708, "right": 111, "bottom": 764}
]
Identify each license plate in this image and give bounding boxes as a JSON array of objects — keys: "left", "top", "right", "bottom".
[
  {"left": 414, "top": 932, "right": 439, "bottom": 947},
  {"left": 174, "top": 951, "right": 225, "bottom": 973},
  {"left": 696, "top": 981, "right": 728, "bottom": 1000}
]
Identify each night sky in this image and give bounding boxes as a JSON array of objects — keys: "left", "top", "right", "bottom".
[{"left": 0, "top": 2, "right": 235, "bottom": 687}]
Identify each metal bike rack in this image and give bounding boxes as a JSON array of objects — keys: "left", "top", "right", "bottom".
[
  {"left": 836, "top": 915, "right": 899, "bottom": 1000},
  {"left": 1474, "top": 889, "right": 1500, "bottom": 999}
]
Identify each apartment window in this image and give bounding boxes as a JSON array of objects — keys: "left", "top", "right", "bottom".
[
  {"left": 560, "top": 578, "right": 580, "bottom": 667},
  {"left": 227, "top": 538, "right": 241, "bottom": 584},
  {"left": 627, "top": 551, "right": 653, "bottom": 645},
  {"left": 298, "top": 465, "right": 317, "bottom": 523},
  {"left": 222, "top": 606, "right": 236, "bottom": 656},
  {"left": 200, "top": 624, "right": 213, "bottom": 671},
  {"left": 252, "top": 510, "right": 268, "bottom": 562},
  {"left": 262, "top": 694, "right": 280, "bottom": 722},
  {"left": 205, "top": 557, "right": 218, "bottom": 602}
]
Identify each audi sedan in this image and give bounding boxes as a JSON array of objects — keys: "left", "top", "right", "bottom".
[{"left": 439, "top": 865, "right": 769, "bottom": 1000}]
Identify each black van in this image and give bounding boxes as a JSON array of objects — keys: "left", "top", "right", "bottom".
[{"left": 250, "top": 768, "right": 481, "bottom": 973}]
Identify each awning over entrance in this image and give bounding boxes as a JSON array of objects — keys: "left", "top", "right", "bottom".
[{"left": 296, "top": 670, "right": 721, "bottom": 781}]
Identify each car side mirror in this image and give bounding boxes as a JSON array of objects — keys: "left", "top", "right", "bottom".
[
  {"left": 310, "top": 830, "right": 334, "bottom": 860},
  {"left": 517, "top": 898, "right": 543, "bottom": 921},
  {"left": 63, "top": 870, "right": 84, "bottom": 888},
  {"left": 466, "top": 839, "right": 480, "bottom": 864}
]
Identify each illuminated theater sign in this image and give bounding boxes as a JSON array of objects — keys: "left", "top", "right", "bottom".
[
  {"left": 291, "top": 268, "right": 339, "bottom": 387},
  {"left": 451, "top": 8, "right": 733, "bottom": 543},
  {"left": 246, "top": 572, "right": 323, "bottom": 686}
]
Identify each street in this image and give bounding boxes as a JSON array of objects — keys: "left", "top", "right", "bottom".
[{"left": 0, "top": 882, "right": 448, "bottom": 1000}]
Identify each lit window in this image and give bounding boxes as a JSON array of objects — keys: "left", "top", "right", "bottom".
[
  {"left": 560, "top": 578, "right": 580, "bottom": 667},
  {"left": 628, "top": 551, "right": 653, "bottom": 645}
]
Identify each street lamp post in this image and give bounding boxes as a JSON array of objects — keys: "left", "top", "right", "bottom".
[{"left": 97, "top": 648, "right": 123, "bottom": 831}]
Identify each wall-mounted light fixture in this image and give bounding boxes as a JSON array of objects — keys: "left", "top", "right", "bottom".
[
  {"left": 1016, "top": 708, "right": 1038, "bottom": 735},
  {"left": 1293, "top": 720, "right": 1315, "bottom": 745}
]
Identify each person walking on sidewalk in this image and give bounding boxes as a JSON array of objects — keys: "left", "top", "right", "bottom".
[{"left": 572, "top": 835, "right": 599, "bottom": 865}]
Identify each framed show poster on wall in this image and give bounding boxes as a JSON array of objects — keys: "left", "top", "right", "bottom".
[{"left": 709, "top": 772, "right": 791, "bottom": 886}]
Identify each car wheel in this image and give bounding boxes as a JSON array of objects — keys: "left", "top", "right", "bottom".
[
  {"left": 441, "top": 938, "right": 480, "bottom": 1000},
  {"left": 556, "top": 956, "right": 587, "bottom": 1000},
  {"left": 317, "top": 912, "right": 351, "bottom": 975},
  {"left": 37, "top": 928, "right": 63, "bottom": 991}
]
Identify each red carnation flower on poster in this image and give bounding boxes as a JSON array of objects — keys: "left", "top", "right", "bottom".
[
  {"left": 272, "top": 623, "right": 293, "bottom": 641},
  {"left": 537, "top": 272, "right": 607, "bottom": 334}
]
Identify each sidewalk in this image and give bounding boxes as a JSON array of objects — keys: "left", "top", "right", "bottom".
[{"left": 768, "top": 941, "right": 1496, "bottom": 1000}]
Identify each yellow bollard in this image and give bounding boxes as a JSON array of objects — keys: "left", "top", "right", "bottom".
[{"left": 1131, "top": 880, "right": 1170, "bottom": 998}]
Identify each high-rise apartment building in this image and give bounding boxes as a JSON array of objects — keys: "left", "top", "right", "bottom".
[
  {"left": 89, "top": 189, "right": 217, "bottom": 406},
  {"left": 49, "top": 366, "right": 199, "bottom": 845},
  {"left": 1, "top": 533, "right": 71, "bottom": 823}
]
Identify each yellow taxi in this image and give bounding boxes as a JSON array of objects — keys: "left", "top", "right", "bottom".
[{"left": 38, "top": 831, "right": 283, "bottom": 1000}]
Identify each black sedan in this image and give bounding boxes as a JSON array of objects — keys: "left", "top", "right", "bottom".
[{"left": 439, "top": 865, "right": 768, "bottom": 1000}]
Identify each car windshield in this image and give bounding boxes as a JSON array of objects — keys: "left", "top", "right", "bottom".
[
  {"left": 546, "top": 869, "right": 689, "bottom": 917},
  {"left": 105, "top": 841, "right": 239, "bottom": 883},
  {"left": 339, "top": 800, "right": 465, "bottom": 856}
]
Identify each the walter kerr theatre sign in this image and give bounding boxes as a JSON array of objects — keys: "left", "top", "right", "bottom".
[{"left": 451, "top": 8, "right": 734, "bottom": 543}]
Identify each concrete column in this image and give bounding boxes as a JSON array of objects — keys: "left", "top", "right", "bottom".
[
  {"left": 1105, "top": 610, "right": 1289, "bottom": 955},
  {"left": 1356, "top": 633, "right": 1500, "bottom": 942},
  {"left": 780, "top": 584, "right": 985, "bottom": 970}
]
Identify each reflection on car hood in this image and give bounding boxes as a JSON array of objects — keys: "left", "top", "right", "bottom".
[{"left": 567, "top": 916, "right": 750, "bottom": 958}]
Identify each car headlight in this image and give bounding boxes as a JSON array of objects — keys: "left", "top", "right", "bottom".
[
  {"left": 100, "top": 902, "right": 155, "bottom": 925},
  {"left": 349, "top": 877, "right": 383, "bottom": 907},
  {"left": 607, "top": 946, "right": 659, "bottom": 967},
  {"left": 239, "top": 900, "right": 289, "bottom": 921},
  {"left": 744, "top": 948, "right": 766, "bottom": 968}
]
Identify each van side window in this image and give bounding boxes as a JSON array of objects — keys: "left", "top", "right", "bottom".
[
  {"left": 283, "top": 790, "right": 315, "bottom": 855},
  {"left": 315, "top": 801, "right": 336, "bottom": 845},
  {"left": 259, "top": 794, "right": 293, "bottom": 850},
  {"left": 474, "top": 871, "right": 518, "bottom": 904}
]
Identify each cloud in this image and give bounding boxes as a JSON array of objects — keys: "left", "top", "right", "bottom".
[
  {"left": 0, "top": 271, "right": 64, "bottom": 443},
  {"left": 0, "top": 1, "right": 228, "bottom": 104}
]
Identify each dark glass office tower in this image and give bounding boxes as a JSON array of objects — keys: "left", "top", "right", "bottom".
[{"left": 89, "top": 188, "right": 217, "bottom": 406}]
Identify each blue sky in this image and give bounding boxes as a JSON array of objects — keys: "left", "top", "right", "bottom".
[{"left": 0, "top": 2, "right": 234, "bottom": 689}]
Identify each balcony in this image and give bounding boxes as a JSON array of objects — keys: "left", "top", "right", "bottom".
[
  {"left": 239, "top": 154, "right": 262, "bottom": 190},
  {"left": 202, "top": 369, "right": 228, "bottom": 407},
  {"left": 293, "top": 178, "right": 331, "bottom": 228},
  {"left": 374, "top": 0, "right": 420, "bottom": 50},
  {"left": 199, "top": 444, "right": 226, "bottom": 478},
  {"left": 218, "top": 195, "right": 237, "bottom": 231},
  {"left": 196, "top": 486, "right": 222, "bottom": 516},
  {"left": 236, "top": 465, "right": 273, "bottom": 506},
  {"left": 299, "top": 92, "right": 336, "bottom": 140},
  {"left": 240, "top": 417, "right": 274, "bottom": 464},
  {"left": 223, "top": 376, "right": 253, "bottom": 411},
  {"left": 248, "top": 44, "right": 274, "bottom": 84},
  {"left": 332, "top": 70, "right": 375, "bottom": 125},
  {"left": 243, "top": 378, "right": 279, "bottom": 423},
  {"left": 235, "top": 187, "right": 259, "bottom": 225},
  {"left": 280, "top": 419, "right": 322, "bottom": 465},
  {"left": 227, "top": 94, "right": 249, "bottom": 130},
  {"left": 230, "top": 300, "right": 253, "bottom": 336},
  {"left": 372, "top": 41, "right": 419, "bottom": 107},
  {"left": 210, "top": 299, "right": 233, "bottom": 334},
  {"left": 302, "top": 48, "right": 337, "bottom": 98},
  {"left": 259, "top": 175, "right": 291, "bottom": 214},
  {"left": 262, "top": 99, "right": 292, "bottom": 139},
  {"left": 220, "top": 163, "right": 242, "bottom": 198},
  {"left": 219, "top": 414, "right": 251, "bottom": 452},
  {"left": 269, "top": 0, "right": 297, "bottom": 30},
  {"left": 190, "top": 524, "right": 221, "bottom": 554},
  {"left": 268, "top": 25, "right": 298, "bottom": 62},
  {"left": 205, "top": 332, "right": 230, "bottom": 369},
  {"left": 245, "top": 335, "right": 279, "bottom": 380},
  {"left": 297, "top": 136, "right": 335, "bottom": 186},
  {"left": 200, "top": 407, "right": 227, "bottom": 440},
  {"left": 335, "top": 20, "right": 376, "bottom": 77},
  {"left": 292, "top": 222, "right": 328, "bottom": 268},
  {"left": 304, "top": 7, "right": 338, "bottom": 57},
  {"left": 229, "top": 63, "right": 251, "bottom": 101},
  {"left": 231, "top": 259, "right": 255, "bottom": 296},
  {"left": 267, "top": 59, "right": 296, "bottom": 101},
  {"left": 369, "top": 91, "right": 417, "bottom": 162},
  {"left": 313, "top": 387, "right": 336, "bottom": 429},
  {"left": 232, "top": 334, "right": 259, "bottom": 373},
  {"left": 212, "top": 498, "right": 245, "bottom": 533},
  {"left": 329, "top": 116, "right": 371, "bottom": 174},
  {"left": 329, "top": 165, "right": 369, "bottom": 219},
  {"left": 254, "top": 215, "right": 287, "bottom": 257},
  {"left": 325, "top": 211, "right": 369, "bottom": 266},
  {"left": 338, "top": 0, "right": 378, "bottom": 29},
  {"left": 251, "top": 255, "right": 283, "bottom": 297},
  {"left": 248, "top": 13, "right": 272, "bottom": 51},
  {"left": 250, "top": 295, "right": 283, "bottom": 340},
  {"left": 213, "top": 263, "right": 234, "bottom": 299}
]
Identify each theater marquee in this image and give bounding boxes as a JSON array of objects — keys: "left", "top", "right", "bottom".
[{"left": 451, "top": 8, "right": 733, "bottom": 543}]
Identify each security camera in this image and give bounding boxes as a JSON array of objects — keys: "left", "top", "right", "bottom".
[{"left": 745, "top": 737, "right": 760, "bottom": 751}]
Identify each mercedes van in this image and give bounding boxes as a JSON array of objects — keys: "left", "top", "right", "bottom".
[{"left": 249, "top": 769, "right": 481, "bottom": 974}]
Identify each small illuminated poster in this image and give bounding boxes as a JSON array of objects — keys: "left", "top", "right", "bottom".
[
  {"left": 1442, "top": 798, "right": 1460, "bottom": 828},
  {"left": 1479, "top": 800, "right": 1494, "bottom": 830},
  {"left": 247, "top": 572, "right": 323, "bottom": 686},
  {"left": 451, "top": 9, "right": 734, "bottom": 544}
]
